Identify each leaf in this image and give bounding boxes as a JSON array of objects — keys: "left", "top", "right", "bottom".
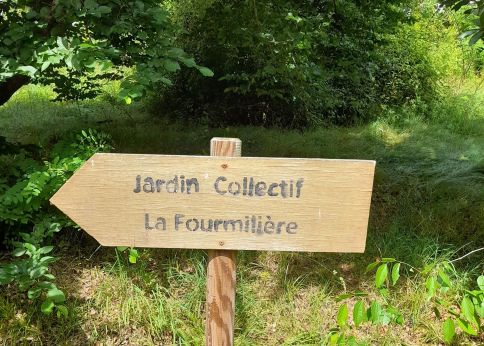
[
  {"left": 365, "top": 261, "right": 379, "bottom": 273},
  {"left": 164, "top": 59, "right": 180, "bottom": 72},
  {"left": 17, "top": 65, "right": 37, "bottom": 77},
  {"left": 353, "top": 300, "right": 365, "bottom": 327},
  {"left": 128, "top": 248, "right": 138, "bottom": 264},
  {"left": 336, "top": 304, "right": 348, "bottom": 328},
  {"left": 12, "top": 248, "right": 26, "bottom": 257},
  {"left": 336, "top": 293, "right": 353, "bottom": 302},
  {"left": 56, "top": 36, "right": 66, "bottom": 49},
  {"left": 65, "top": 53, "right": 74, "bottom": 68},
  {"left": 41, "top": 299, "right": 55, "bottom": 314},
  {"left": 461, "top": 296, "right": 477, "bottom": 326},
  {"left": 38, "top": 281, "right": 55, "bottom": 289},
  {"left": 375, "top": 264, "right": 388, "bottom": 288},
  {"left": 443, "top": 318, "right": 455, "bottom": 344},
  {"left": 477, "top": 275, "right": 484, "bottom": 290},
  {"left": 28, "top": 287, "right": 42, "bottom": 299},
  {"left": 469, "top": 30, "right": 483, "bottom": 46},
  {"left": 47, "top": 288, "right": 65, "bottom": 303},
  {"left": 381, "top": 257, "right": 396, "bottom": 263},
  {"left": 179, "top": 57, "right": 196, "bottom": 68},
  {"left": 0, "top": 271, "right": 13, "bottom": 284},
  {"left": 198, "top": 66, "right": 214, "bottom": 77},
  {"left": 369, "top": 300, "right": 381, "bottom": 324},
  {"left": 438, "top": 270, "right": 451, "bottom": 288},
  {"left": 346, "top": 336, "right": 358, "bottom": 346},
  {"left": 329, "top": 332, "right": 340, "bottom": 345},
  {"left": 458, "top": 29, "right": 478, "bottom": 40},
  {"left": 56, "top": 305, "right": 68, "bottom": 318},
  {"left": 24, "top": 243, "right": 36, "bottom": 253},
  {"left": 426, "top": 276, "right": 437, "bottom": 299},
  {"left": 353, "top": 291, "right": 367, "bottom": 297},
  {"left": 166, "top": 47, "right": 184, "bottom": 58},
  {"left": 97, "top": 6, "right": 111, "bottom": 14},
  {"left": 116, "top": 246, "right": 128, "bottom": 252},
  {"left": 39, "top": 246, "right": 53, "bottom": 254},
  {"left": 391, "top": 263, "right": 400, "bottom": 285},
  {"left": 41, "top": 61, "right": 51, "bottom": 71},
  {"left": 457, "top": 318, "right": 477, "bottom": 336},
  {"left": 30, "top": 267, "right": 47, "bottom": 279},
  {"left": 39, "top": 256, "right": 56, "bottom": 265}
]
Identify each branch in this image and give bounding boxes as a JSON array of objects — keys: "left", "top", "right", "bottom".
[
  {"left": 0, "top": 75, "right": 30, "bottom": 106},
  {"left": 449, "top": 247, "right": 484, "bottom": 263}
]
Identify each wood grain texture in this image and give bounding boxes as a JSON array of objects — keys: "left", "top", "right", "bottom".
[
  {"left": 205, "top": 138, "right": 239, "bottom": 346},
  {"left": 50, "top": 153, "right": 375, "bottom": 252}
]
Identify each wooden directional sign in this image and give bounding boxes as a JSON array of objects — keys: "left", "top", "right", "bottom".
[{"left": 50, "top": 152, "right": 375, "bottom": 252}]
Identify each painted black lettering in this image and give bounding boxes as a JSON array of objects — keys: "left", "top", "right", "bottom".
[
  {"left": 228, "top": 182, "right": 241, "bottom": 195},
  {"left": 267, "top": 183, "right": 278, "bottom": 196},
  {"left": 155, "top": 217, "right": 166, "bottom": 230},
  {"left": 156, "top": 179, "right": 165, "bottom": 192},
  {"left": 134, "top": 175, "right": 141, "bottom": 193},
  {"left": 264, "top": 216, "right": 274, "bottom": 234},
  {"left": 214, "top": 219, "right": 224, "bottom": 231},
  {"left": 214, "top": 176, "right": 227, "bottom": 195},
  {"left": 279, "top": 180, "right": 287, "bottom": 198},
  {"left": 286, "top": 222, "right": 298, "bottom": 234},
  {"left": 186, "top": 178, "right": 199, "bottom": 194},
  {"left": 223, "top": 220, "right": 243, "bottom": 231},
  {"left": 255, "top": 182, "right": 267, "bottom": 196},
  {"left": 143, "top": 177, "right": 155, "bottom": 193},
  {"left": 248, "top": 177, "right": 254, "bottom": 196},
  {"left": 144, "top": 213, "right": 153, "bottom": 230},
  {"left": 166, "top": 175, "right": 178, "bottom": 193},
  {"left": 186, "top": 219, "right": 199, "bottom": 231},
  {"left": 200, "top": 219, "right": 213, "bottom": 232},
  {"left": 251, "top": 215, "right": 257, "bottom": 233},
  {"left": 174, "top": 214, "right": 184, "bottom": 230},
  {"left": 296, "top": 178, "right": 304, "bottom": 198},
  {"left": 276, "top": 221, "right": 286, "bottom": 233}
]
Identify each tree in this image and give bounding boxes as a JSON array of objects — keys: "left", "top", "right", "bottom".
[
  {"left": 0, "top": 0, "right": 212, "bottom": 106},
  {"left": 443, "top": 0, "right": 484, "bottom": 44}
]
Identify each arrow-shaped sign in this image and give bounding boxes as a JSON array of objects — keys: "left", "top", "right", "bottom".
[{"left": 50, "top": 153, "right": 375, "bottom": 252}]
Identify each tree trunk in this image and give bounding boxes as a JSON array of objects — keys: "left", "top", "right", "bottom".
[{"left": 0, "top": 75, "right": 30, "bottom": 106}]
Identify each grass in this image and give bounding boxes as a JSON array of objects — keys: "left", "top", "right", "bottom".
[{"left": 0, "top": 83, "right": 483, "bottom": 345}]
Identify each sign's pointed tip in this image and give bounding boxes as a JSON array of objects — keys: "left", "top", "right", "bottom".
[{"left": 49, "top": 188, "right": 63, "bottom": 207}]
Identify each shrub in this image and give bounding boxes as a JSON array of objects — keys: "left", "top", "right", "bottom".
[
  {"left": 0, "top": 129, "right": 112, "bottom": 315},
  {"left": 158, "top": 0, "right": 440, "bottom": 127}
]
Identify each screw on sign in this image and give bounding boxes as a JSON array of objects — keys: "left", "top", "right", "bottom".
[{"left": 50, "top": 137, "right": 376, "bottom": 346}]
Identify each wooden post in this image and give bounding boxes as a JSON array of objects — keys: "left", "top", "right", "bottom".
[{"left": 205, "top": 137, "right": 241, "bottom": 346}]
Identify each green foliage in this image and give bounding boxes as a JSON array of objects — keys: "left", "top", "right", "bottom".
[
  {"left": 160, "top": 0, "right": 442, "bottom": 127},
  {"left": 329, "top": 255, "right": 483, "bottom": 345},
  {"left": 116, "top": 246, "right": 140, "bottom": 264},
  {"left": 423, "top": 261, "right": 483, "bottom": 342},
  {"left": 443, "top": 0, "right": 484, "bottom": 45},
  {"left": 0, "top": 243, "right": 67, "bottom": 316},
  {"left": 328, "top": 257, "right": 404, "bottom": 344},
  {"left": 0, "top": 129, "right": 112, "bottom": 314},
  {"left": 0, "top": 0, "right": 211, "bottom": 102}
]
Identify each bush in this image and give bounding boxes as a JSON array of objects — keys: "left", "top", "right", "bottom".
[
  {"left": 0, "top": 129, "right": 112, "bottom": 315},
  {"left": 156, "top": 0, "right": 440, "bottom": 127}
]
